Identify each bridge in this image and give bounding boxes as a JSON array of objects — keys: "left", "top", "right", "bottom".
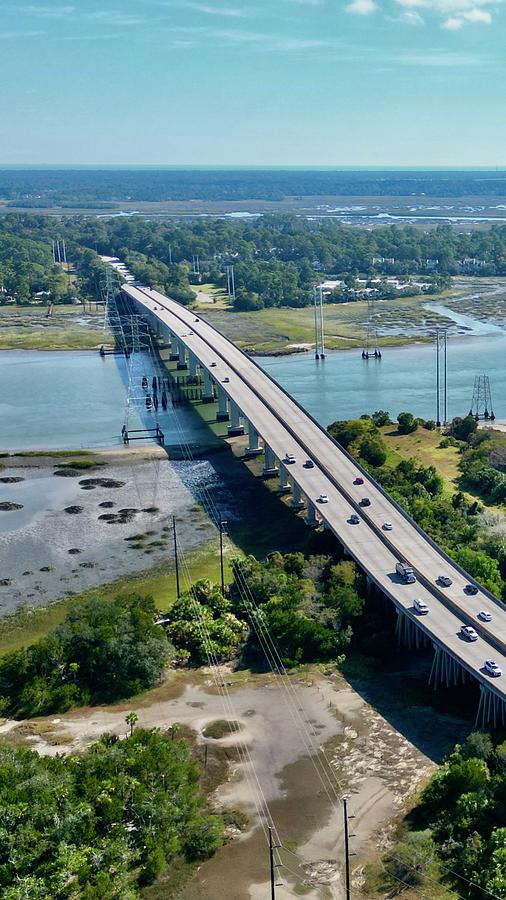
[{"left": 120, "top": 280, "right": 506, "bottom": 728}]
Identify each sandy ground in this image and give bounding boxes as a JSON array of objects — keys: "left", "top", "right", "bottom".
[
  {"left": 0, "top": 665, "right": 469, "bottom": 899},
  {"left": 0, "top": 449, "right": 217, "bottom": 613}
]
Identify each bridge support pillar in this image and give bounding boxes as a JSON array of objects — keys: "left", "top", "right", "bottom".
[
  {"left": 245, "top": 422, "right": 262, "bottom": 456},
  {"left": 305, "top": 500, "right": 318, "bottom": 527},
  {"left": 216, "top": 388, "right": 230, "bottom": 422},
  {"left": 291, "top": 481, "right": 305, "bottom": 509},
  {"left": 429, "top": 643, "right": 466, "bottom": 690},
  {"left": 177, "top": 345, "right": 188, "bottom": 370},
  {"left": 202, "top": 368, "right": 214, "bottom": 403},
  {"left": 170, "top": 337, "right": 180, "bottom": 362},
  {"left": 263, "top": 444, "right": 278, "bottom": 477},
  {"left": 188, "top": 354, "right": 198, "bottom": 378},
  {"left": 476, "top": 685, "right": 506, "bottom": 729},
  {"left": 278, "top": 465, "right": 291, "bottom": 494},
  {"left": 228, "top": 401, "right": 245, "bottom": 436}
]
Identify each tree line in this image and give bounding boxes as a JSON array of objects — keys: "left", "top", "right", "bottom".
[{"left": 4, "top": 213, "right": 506, "bottom": 309}]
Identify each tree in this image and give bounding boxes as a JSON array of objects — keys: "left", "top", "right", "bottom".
[
  {"left": 125, "top": 711, "right": 139, "bottom": 736},
  {"left": 397, "top": 411, "right": 418, "bottom": 434},
  {"left": 372, "top": 410, "right": 391, "bottom": 427},
  {"left": 451, "top": 415, "right": 478, "bottom": 442}
]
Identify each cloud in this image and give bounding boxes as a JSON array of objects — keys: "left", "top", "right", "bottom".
[
  {"left": 0, "top": 29, "right": 45, "bottom": 38},
  {"left": 86, "top": 11, "right": 146, "bottom": 26},
  {"left": 400, "top": 9, "right": 425, "bottom": 21},
  {"left": 394, "top": 0, "right": 501, "bottom": 25},
  {"left": 16, "top": 4, "right": 74, "bottom": 16},
  {"left": 398, "top": 49, "right": 482, "bottom": 64},
  {"left": 183, "top": 2, "right": 249, "bottom": 15},
  {"left": 346, "top": 0, "right": 376, "bottom": 14}
]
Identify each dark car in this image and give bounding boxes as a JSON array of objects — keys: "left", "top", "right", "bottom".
[
  {"left": 465, "top": 584, "right": 479, "bottom": 595},
  {"left": 354, "top": 476, "right": 364, "bottom": 485},
  {"left": 303, "top": 459, "right": 315, "bottom": 469},
  {"left": 359, "top": 497, "right": 371, "bottom": 507}
]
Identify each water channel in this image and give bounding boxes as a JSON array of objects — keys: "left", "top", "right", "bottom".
[{"left": 1, "top": 321, "right": 505, "bottom": 452}]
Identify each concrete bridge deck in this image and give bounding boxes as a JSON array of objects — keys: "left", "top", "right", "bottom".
[{"left": 121, "top": 281, "right": 506, "bottom": 724}]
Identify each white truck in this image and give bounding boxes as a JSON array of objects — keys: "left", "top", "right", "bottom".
[{"left": 396, "top": 561, "right": 417, "bottom": 584}]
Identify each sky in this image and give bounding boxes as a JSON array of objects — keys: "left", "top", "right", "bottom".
[{"left": 0, "top": 0, "right": 504, "bottom": 166}]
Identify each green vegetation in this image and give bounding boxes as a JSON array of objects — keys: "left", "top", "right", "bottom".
[
  {"left": 0, "top": 728, "right": 223, "bottom": 897},
  {"left": 385, "top": 732, "right": 506, "bottom": 900},
  {"left": 329, "top": 412, "right": 506, "bottom": 598},
  {"left": 0, "top": 594, "right": 171, "bottom": 718},
  {"left": 164, "top": 580, "right": 247, "bottom": 666},
  {"left": 232, "top": 552, "right": 364, "bottom": 666},
  {"left": 203, "top": 720, "right": 241, "bottom": 739}
]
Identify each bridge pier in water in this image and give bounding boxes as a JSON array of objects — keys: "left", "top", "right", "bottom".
[
  {"left": 245, "top": 421, "right": 262, "bottom": 456},
  {"left": 202, "top": 369, "right": 214, "bottom": 403},
  {"left": 169, "top": 336, "right": 180, "bottom": 362},
  {"left": 263, "top": 444, "right": 279, "bottom": 477},
  {"left": 228, "top": 401, "right": 245, "bottom": 436},
  {"left": 216, "top": 387, "right": 230, "bottom": 422},
  {"left": 188, "top": 353, "right": 198, "bottom": 378}
]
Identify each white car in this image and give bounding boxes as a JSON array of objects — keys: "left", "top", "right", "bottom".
[
  {"left": 438, "top": 575, "right": 453, "bottom": 587},
  {"left": 413, "top": 598, "right": 429, "bottom": 615},
  {"left": 382, "top": 522, "right": 393, "bottom": 531},
  {"left": 484, "top": 659, "right": 502, "bottom": 678},
  {"left": 460, "top": 625, "right": 478, "bottom": 642},
  {"left": 284, "top": 454, "right": 296, "bottom": 465},
  {"left": 318, "top": 494, "right": 329, "bottom": 504},
  {"left": 478, "top": 610, "right": 492, "bottom": 622}
]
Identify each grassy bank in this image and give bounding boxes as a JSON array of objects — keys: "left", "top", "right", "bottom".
[{"left": 0, "top": 305, "right": 106, "bottom": 351}]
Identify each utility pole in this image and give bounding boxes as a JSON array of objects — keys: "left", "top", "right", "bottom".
[
  {"left": 168, "top": 243, "right": 173, "bottom": 265},
  {"left": 436, "top": 328, "right": 441, "bottom": 427},
  {"left": 444, "top": 329, "right": 448, "bottom": 425},
  {"left": 313, "top": 285, "right": 320, "bottom": 360},
  {"left": 219, "top": 513, "right": 227, "bottom": 596},
  {"left": 319, "top": 285, "right": 326, "bottom": 359},
  {"left": 172, "top": 516, "right": 180, "bottom": 598},
  {"left": 343, "top": 798, "right": 352, "bottom": 900}
]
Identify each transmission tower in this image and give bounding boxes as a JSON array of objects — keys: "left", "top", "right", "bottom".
[
  {"left": 226, "top": 265, "right": 236, "bottom": 302},
  {"left": 435, "top": 328, "right": 448, "bottom": 427},
  {"left": 469, "top": 374, "right": 495, "bottom": 421},
  {"left": 362, "top": 298, "right": 381, "bottom": 360}
]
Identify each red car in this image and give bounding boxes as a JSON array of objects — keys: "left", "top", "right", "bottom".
[{"left": 354, "top": 476, "right": 364, "bottom": 485}]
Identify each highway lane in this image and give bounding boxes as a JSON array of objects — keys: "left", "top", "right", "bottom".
[
  {"left": 122, "top": 283, "right": 506, "bottom": 703},
  {"left": 145, "top": 287, "right": 506, "bottom": 645}
]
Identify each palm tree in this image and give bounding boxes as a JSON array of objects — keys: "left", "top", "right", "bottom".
[{"left": 125, "top": 711, "right": 138, "bottom": 737}]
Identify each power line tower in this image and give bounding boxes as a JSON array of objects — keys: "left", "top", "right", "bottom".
[
  {"left": 469, "top": 374, "right": 495, "bottom": 421},
  {"left": 192, "top": 254, "right": 200, "bottom": 276},
  {"left": 362, "top": 298, "right": 381, "bottom": 360},
  {"left": 226, "top": 265, "right": 236, "bottom": 303},
  {"left": 435, "top": 328, "right": 448, "bottom": 427},
  {"left": 313, "top": 284, "right": 326, "bottom": 359}
]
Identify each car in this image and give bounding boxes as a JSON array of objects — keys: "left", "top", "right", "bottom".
[
  {"left": 478, "top": 610, "right": 493, "bottom": 622},
  {"left": 222, "top": 376, "right": 230, "bottom": 383},
  {"left": 484, "top": 659, "right": 502, "bottom": 677},
  {"left": 210, "top": 362, "right": 217, "bottom": 367},
  {"left": 318, "top": 494, "right": 329, "bottom": 504},
  {"left": 382, "top": 522, "right": 393, "bottom": 531},
  {"left": 460, "top": 625, "right": 478, "bottom": 641},
  {"left": 465, "top": 584, "right": 479, "bottom": 595},
  {"left": 354, "top": 476, "right": 364, "bottom": 485},
  {"left": 349, "top": 514, "right": 360, "bottom": 524},
  {"left": 438, "top": 575, "right": 453, "bottom": 587},
  {"left": 413, "top": 598, "right": 429, "bottom": 615},
  {"left": 359, "top": 497, "right": 371, "bottom": 507},
  {"left": 284, "top": 454, "right": 296, "bottom": 464},
  {"left": 304, "top": 459, "right": 315, "bottom": 468},
  {"left": 194, "top": 317, "right": 200, "bottom": 322}
]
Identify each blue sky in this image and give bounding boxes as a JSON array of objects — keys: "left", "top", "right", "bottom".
[{"left": 0, "top": 0, "right": 504, "bottom": 166}]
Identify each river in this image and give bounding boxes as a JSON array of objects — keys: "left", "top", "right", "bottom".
[{"left": 259, "top": 328, "right": 506, "bottom": 425}]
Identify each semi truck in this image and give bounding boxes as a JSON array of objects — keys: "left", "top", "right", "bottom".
[{"left": 396, "top": 561, "right": 417, "bottom": 584}]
